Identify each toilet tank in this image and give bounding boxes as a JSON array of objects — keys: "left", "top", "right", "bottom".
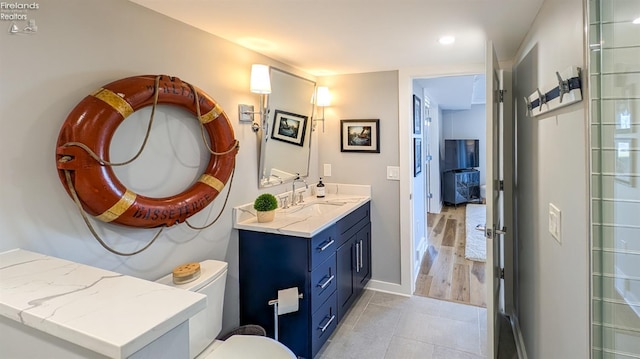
[{"left": 156, "top": 260, "right": 228, "bottom": 359}]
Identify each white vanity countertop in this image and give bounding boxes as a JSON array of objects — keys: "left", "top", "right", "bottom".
[
  {"left": 233, "top": 183, "right": 371, "bottom": 237},
  {"left": 0, "top": 248, "right": 206, "bottom": 359}
]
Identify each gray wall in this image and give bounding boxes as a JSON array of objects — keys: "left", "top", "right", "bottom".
[
  {"left": 317, "top": 71, "right": 401, "bottom": 285},
  {"left": 442, "top": 105, "right": 487, "bottom": 186},
  {"left": 0, "top": 0, "right": 318, "bottom": 334},
  {"left": 512, "top": 0, "right": 590, "bottom": 357}
]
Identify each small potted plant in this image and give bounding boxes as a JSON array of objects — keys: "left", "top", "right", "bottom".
[{"left": 253, "top": 193, "right": 278, "bottom": 223}]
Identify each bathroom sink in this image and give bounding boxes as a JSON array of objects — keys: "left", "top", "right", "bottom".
[{"left": 280, "top": 201, "right": 345, "bottom": 217}]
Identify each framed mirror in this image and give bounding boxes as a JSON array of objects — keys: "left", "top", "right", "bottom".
[{"left": 258, "top": 68, "right": 316, "bottom": 188}]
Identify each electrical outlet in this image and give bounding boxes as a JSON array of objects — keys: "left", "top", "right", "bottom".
[{"left": 548, "top": 203, "right": 561, "bottom": 243}]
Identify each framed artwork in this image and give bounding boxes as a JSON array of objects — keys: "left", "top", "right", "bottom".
[
  {"left": 413, "top": 95, "right": 421, "bottom": 134},
  {"left": 615, "top": 137, "right": 635, "bottom": 186},
  {"left": 271, "top": 110, "right": 308, "bottom": 146},
  {"left": 340, "top": 119, "right": 380, "bottom": 153},
  {"left": 414, "top": 138, "right": 422, "bottom": 176}
]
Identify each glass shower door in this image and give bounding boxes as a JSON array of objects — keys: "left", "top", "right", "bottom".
[{"left": 590, "top": 0, "right": 640, "bottom": 358}]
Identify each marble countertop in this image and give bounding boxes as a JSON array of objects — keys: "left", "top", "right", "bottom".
[
  {"left": 233, "top": 183, "right": 371, "bottom": 237},
  {"left": 0, "top": 249, "right": 206, "bottom": 359}
]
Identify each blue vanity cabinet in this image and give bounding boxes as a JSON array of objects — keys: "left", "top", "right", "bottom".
[{"left": 238, "top": 201, "right": 371, "bottom": 359}]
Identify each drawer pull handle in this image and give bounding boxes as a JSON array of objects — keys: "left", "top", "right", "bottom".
[
  {"left": 359, "top": 239, "right": 364, "bottom": 270},
  {"left": 318, "top": 314, "right": 336, "bottom": 332},
  {"left": 317, "top": 239, "right": 335, "bottom": 252},
  {"left": 355, "top": 242, "right": 360, "bottom": 273},
  {"left": 317, "top": 274, "right": 335, "bottom": 289}
]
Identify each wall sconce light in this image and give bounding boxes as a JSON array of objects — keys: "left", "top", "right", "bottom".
[
  {"left": 312, "top": 86, "right": 331, "bottom": 132},
  {"left": 238, "top": 64, "right": 271, "bottom": 132}
]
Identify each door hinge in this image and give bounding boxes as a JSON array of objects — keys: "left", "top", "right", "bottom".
[
  {"left": 500, "top": 268, "right": 505, "bottom": 279},
  {"left": 485, "top": 226, "right": 507, "bottom": 239},
  {"left": 499, "top": 180, "right": 504, "bottom": 191},
  {"left": 498, "top": 89, "right": 506, "bottom": 103}
]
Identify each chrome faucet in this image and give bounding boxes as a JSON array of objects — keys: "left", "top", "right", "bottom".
[{"left": 291, "top": 174, "right": 308, "bottom": 206}]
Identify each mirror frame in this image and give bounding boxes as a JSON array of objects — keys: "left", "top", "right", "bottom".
[{"left": 258, "top": 68, "right": 316, "bottom": 188}]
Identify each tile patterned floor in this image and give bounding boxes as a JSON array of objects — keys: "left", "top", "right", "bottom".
[{"left": 317, "top": 290, "right": 487, "bottom": 359}]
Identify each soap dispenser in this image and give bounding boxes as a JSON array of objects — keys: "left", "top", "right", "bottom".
[{"left": 316, "top": 177, "right": 325, "bottom": 198}]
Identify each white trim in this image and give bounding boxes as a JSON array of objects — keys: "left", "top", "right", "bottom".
[
  {"left": 365, "top": 280, "right": 410, "bottom": 296},
  {"left": 413, "top": 236, "right": 427, "bottom": 284}
]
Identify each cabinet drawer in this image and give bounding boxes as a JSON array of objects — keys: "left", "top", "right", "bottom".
[
  {"left": 310, "top": 225, "right": 337, "bottom": 271},
  {"left": 336, "top": 202, "right": 370, "bottom": 245},
  {"left": 310, "top": 254, "right": 337, "bottom": 313},
  {"left": 311, "top": 293, "right": 337, "bottom": 358}
]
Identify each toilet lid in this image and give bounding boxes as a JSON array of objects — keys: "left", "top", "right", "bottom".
[{"left": 204, "top": 335, "right": 296, "bottom": 359}]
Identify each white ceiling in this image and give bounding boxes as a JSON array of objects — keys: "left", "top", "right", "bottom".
[
  {"left": 129, "top": 0, "right": 543, "bottom": 109},
  {"left": 129, "top": 0, "right": 544, "bottom": 77},
  {"left": 416, "top": 74, "right": 486, "bottom": 110}
]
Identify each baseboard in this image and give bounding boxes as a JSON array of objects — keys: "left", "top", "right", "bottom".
[
  {"left": 510, "top": 314, "right": 528, "bottom": 359},
  {"left": 428, "top": 199, "right": 443, "bottom": 214},
  {"left": 365, "top": 280, "right": 411, "bottom": 297}
]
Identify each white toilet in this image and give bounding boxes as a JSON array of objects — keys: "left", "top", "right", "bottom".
[{"left": 156, "top": 260, "right": 297, "bottom": 359}]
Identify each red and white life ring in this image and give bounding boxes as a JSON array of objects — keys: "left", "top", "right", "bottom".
[{"left": 56, "top": 75, "right": 238, "bottom": 228}]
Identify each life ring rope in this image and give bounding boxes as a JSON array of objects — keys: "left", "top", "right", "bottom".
[
  {"left": 58, "top": 76, "right": 161, "bottom": 168},
  {"left": 185, "top": 164, "right": 236, "bottom": 230},
  {"left": 64, "top": 170, "right": 165, "bottom": 256},
  {"left": 188, "top": 81, "right": 240, "bottom": 156},
  {"left": 56, "top": 74, "right": 239, "bottom": 254}
]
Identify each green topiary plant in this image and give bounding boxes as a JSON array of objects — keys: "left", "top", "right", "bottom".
[{"left": 253, "top": 193, "right": 278, "bottom": 212}]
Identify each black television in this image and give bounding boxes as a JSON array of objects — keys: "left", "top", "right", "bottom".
[{"left": 444, "top": 139, "right": 479, "bottom": 170}]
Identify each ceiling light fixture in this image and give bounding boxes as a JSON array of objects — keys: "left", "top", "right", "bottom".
[{"left": 439, "top": 36, "right": 455, "bottom": 45}]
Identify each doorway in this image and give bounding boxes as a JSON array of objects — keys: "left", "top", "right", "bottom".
[{"left": 411, "top": 75, "right": 488, "bottom": 308}]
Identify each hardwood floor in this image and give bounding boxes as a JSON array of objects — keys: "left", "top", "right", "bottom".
[{"left": 414, "top": 204, "right": 487, "bottom": 308}]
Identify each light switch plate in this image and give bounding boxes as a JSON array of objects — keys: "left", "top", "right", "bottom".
[
  {"left": 323, "top": 164, "right": 332, "bottom": 177},
  {"left": 548, "top": 203, "right": 561, "bottom": 243},
  {"left": 387, "top": 166, "right": 400, "bottom": 180},
  {"left": 238, "top": 104, "right": 254, "bottom": 123}
]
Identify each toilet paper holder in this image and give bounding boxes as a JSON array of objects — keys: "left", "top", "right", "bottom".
[{"left": 268, "top": 291, "right": 304, "bottom": 341}]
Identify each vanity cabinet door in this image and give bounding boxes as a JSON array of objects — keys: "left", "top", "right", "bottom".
[
  {"left": 336, "top": 219, "right": 371, "bottom": 321},
  {"left": 336, "top": 234, "right": 356, "bottom": 321},
  {"left": 355, "top": 222, "right": 372, "bottom": 292}
]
